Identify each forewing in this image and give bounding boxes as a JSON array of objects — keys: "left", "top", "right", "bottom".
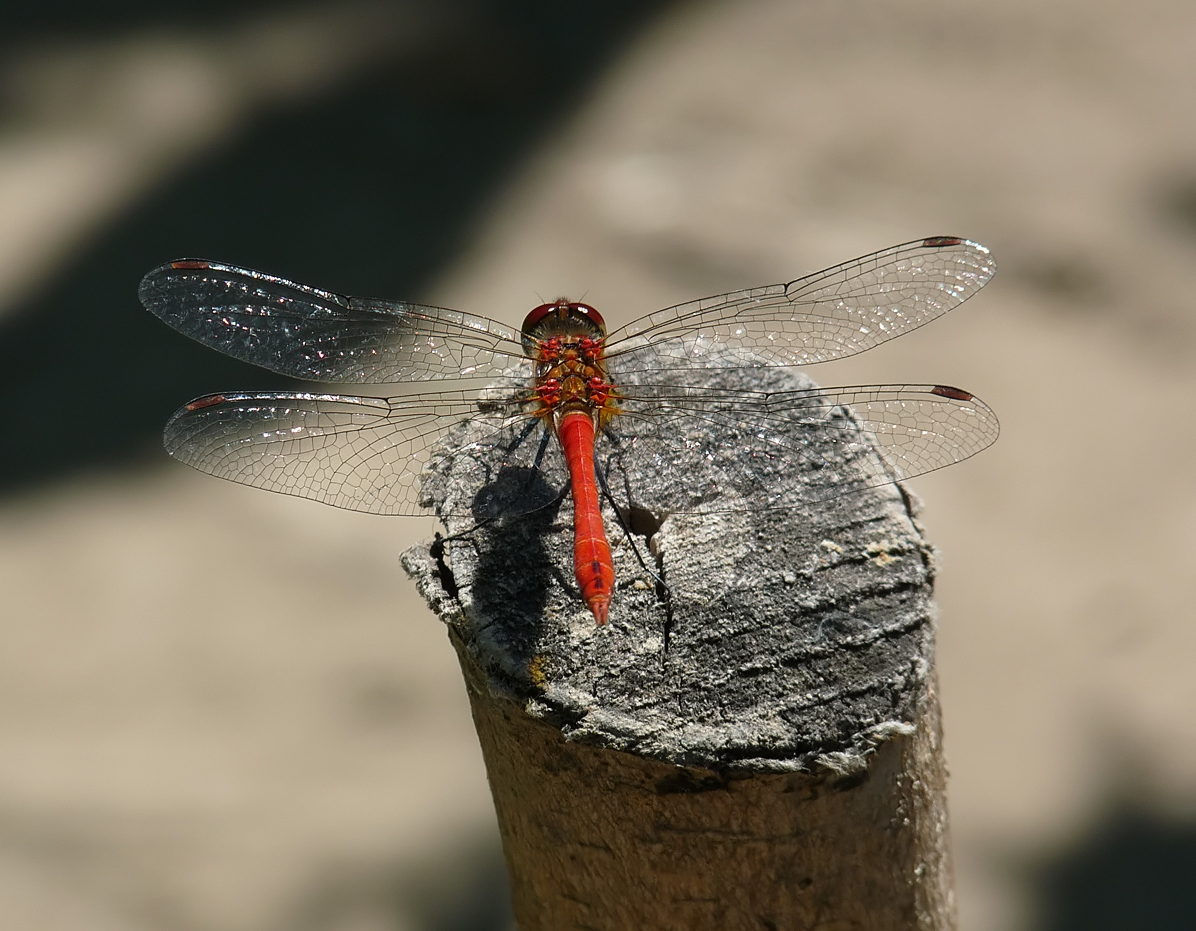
[
  {"left": 140, "top": 260, "right": 530, "bottom": 384},
  {"left": 164, "top": 389, "right": 553, "bottom": 516},
  {"left": 604, "top": 382, "right": 999, "bottom": 513},
  {"left": 603, "top": 238, "right": 994, "bottom": 371}
]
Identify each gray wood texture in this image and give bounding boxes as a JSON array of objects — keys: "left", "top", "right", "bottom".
[{"left": 402, "top": 366, "right": 955, "bottom": 930}]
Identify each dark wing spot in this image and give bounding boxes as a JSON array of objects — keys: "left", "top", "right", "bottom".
[
  {"left": 931, "top": 385, "right": 973, "bottom": 401},
  {"left": 921, "top": 236, "right": 963, "bottom": 247},
  {"left": 170, "top": 259, "right": 211, "bottom": 270},
  {"left": 186, "top": 394, "right": 228, "bottom": 411}
]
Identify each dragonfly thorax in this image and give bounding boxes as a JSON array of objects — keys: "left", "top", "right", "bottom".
[{"left": 524, "top": 306, "right": 618, "bottom": 429}]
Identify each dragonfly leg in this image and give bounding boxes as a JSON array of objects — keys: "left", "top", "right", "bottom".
[
  {"left": 509, "top": 422, "right": 565, "bottom": 508},
  {"left": 505, "top": 416, "right": 544, "bottom": 455},
  {"left": 471, "top": 426, "right": 567, "bottom": 521},
  {"left": 595, "top": 450, "right": 673, "bottom": 650}
]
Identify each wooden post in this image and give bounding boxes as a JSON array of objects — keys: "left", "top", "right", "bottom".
[{"left": 403, "top": 368, "right": 956, "bottom": 931}]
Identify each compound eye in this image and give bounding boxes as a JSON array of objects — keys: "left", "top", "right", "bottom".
[
  {"left": 522, "top": 301, "right": 562, "bottom": 333},
  {"left": 522, "top": 300, "right": 606, "bottom": 338},
  {"left": 573, "top": 302, "right": 605, "bottom": 331}
]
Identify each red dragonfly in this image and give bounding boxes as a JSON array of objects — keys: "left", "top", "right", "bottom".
[{"left": 141, "top": 237, "right": 998, "bottom": 624}]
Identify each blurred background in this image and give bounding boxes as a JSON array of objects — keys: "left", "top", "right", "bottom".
[{"left": 2, "top": 0, "right": 1195, "bottom": 928}]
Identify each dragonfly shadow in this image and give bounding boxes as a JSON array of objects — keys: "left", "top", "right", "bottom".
[
  {"left": 471, "top": 464, "right": 565, "bottom": 523},
  {"left": 467, "top": 465, "right": 568, "bottom": 646}
]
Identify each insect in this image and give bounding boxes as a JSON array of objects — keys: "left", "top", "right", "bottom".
[{"left": 141, "top": 237, "right": 998, "bottom": 624}]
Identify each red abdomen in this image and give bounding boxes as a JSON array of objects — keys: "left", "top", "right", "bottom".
[{"left": 557, "top": 411, "right": 614, "bottom": 624}]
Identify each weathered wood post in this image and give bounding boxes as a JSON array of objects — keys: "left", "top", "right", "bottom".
[{"left": 403, "top": 366, "right": 956, "bottom": 931}]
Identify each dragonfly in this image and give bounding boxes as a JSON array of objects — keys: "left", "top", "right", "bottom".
[{"left": 140, "top": 236, "right": 999, "bottom": 624}]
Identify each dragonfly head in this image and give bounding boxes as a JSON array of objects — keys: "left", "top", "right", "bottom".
[{"left": 521, "top": 299, "right": 606, "bottom": 355}]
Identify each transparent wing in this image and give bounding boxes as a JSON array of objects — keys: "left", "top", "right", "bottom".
[
  {"left": 140, "top": 260, "right": 531, "bottom": 384},
  {"left": 602, "top": 238, "right": 995, "bottom": 371},
  {"left": 164, "top": 380, "right": 995, "bottom": 520},
  {"left": 602, "top": 382, "right": 999, "bottom": 513},
  {"left": 149, "top": 242, "right": 1000, "bottom": 531},
  {"left": 163, "top": 389, "right": 559, "bottom": 516}
]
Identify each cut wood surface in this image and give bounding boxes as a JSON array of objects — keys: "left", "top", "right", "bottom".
[{"left": 403, "top": 365, "right": 955, "bottom": 930}]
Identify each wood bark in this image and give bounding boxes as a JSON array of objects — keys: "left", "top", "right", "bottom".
[{"left": 402, "top": 366, "right": 956, "bottom": 930}]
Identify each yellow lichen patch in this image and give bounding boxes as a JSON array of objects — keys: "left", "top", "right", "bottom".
[
  {"left": 528, "top": 654, "right": 550, "bottom": 690},
  {"left": 865, "top": 540, "right": 899, "bottom": 566}
]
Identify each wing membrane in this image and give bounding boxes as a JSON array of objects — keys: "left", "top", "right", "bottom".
[
  {"left": 604, "top": 382, "right": 998, "bottom": 513},
  {"left": 603, "top": 238, "right": 994, "bottom": 370},
  {"left": 140, "top": 260, "right": 530, "bottom": 384},
  {"left": 164, "top": 381, "right": 995, "bottom": 519},
  {"left": 165, "top": 390, "right": 542, "bottom": 515}
]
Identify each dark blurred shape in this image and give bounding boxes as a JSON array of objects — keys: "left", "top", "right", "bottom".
[
  {"left": 1029, "top": 805, "right": 1196, "bottom": 931},
  {"left": 1159, "top": 172, "right": 1196, "bottom": 239},
  {"left": 0, "top": 0, "right": 397, "bottom": 44},
  {"left": 404, "top": 841, "right": 513, "bottom": 931},
  {"left": 0, "top": 0, "right": 683, "bottom": 493},
  {"left": 1016, "top": 255, "right": 1107, "bottom": 307},
  {"left": 290, "top": 834, "right": 512, "bottom": 931}
]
